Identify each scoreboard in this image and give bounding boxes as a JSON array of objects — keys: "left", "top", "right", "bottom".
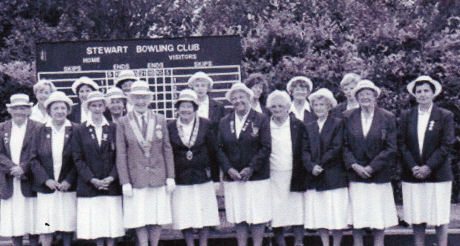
[{"left": 36, "top": 36, "right": 242, "bottom": 119}]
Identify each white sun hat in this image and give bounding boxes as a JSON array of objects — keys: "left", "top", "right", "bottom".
[
  {"left": 6, "top": 93, "right": 33, "bottom": 107},
  {"left": 225, "top": 83, "right": 254, "bottom": 102},
  {"left": 308, "top": 88, "right": 338, "bottom": 108},
  {"left": 187, "top": 71, "right": 214, "bottom": 87},
  {"left": 352, "top": 79, "right": 381, "bottom": 98},
  {"left": 406, "top": 75, "right": 442, "bottom": 97},
  {"left": 44, "top": 91, "right": 73, "bottom": 109},
  {"left": 286, "top": 76, "right": 314, "bottom": 94},
  {"left": 71, "top": 76, "right": 99, "bottom": 94}
]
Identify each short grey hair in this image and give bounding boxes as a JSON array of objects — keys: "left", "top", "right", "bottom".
[
  {"left": 266, "top": 90, "right": 291, "bottom": 108},
  {"left": 340, "top": 73, "right": 361, "bottom": 88}
]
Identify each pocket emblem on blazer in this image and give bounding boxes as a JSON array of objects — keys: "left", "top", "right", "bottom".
[
  {"left": 428, "top": 120, "right": 435, "bottom": 131},
  {"left": 251, "top": 123, "right": 259, "bottom": 137}
]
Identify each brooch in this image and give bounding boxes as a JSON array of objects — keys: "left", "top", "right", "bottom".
[
  {"left": 4, "top": 133, "right": 8, "bottom": 144},
  {"left": 230, "top": 121, "right": 235, "bottom": 134},
  {"left": 46, "top": 134, "right": 51, "bottom": 139},
  {"left": 251, "top": 122, "right": 259, "bottom": 137},
  {"left": 90, "top": 133, "right": 96, "bottom": 140},
  {"left": 428, "top": 120, "right": 435, "bottom": 131},
  {"left": 102, "top": 133, "right": 108, "bottom": 141}
]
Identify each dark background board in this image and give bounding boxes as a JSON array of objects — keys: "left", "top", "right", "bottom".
[{"left": 35, "top": 36, "right": 242, "bottom": 119}]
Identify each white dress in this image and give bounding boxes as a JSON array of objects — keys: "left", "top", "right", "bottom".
[
  {"left": 76, "top": 118, "right": 124, "bottom": 239},
  {"left": 36, "top": 120, "right": 77, "bottom": 234},
  {"left": 269, "top": 119, "right": 304, "bottom": 227},
  {"left": 402, "top": 105, "right": 452, "bottom": 226},
  {"left": 0, "top": 121, "right": 37, "bottom": 237}
]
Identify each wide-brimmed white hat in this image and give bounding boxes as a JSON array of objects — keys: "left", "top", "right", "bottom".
[
  {"left": 44, "top": 91, "right": 73, "bottom": 109},
  {"left": 175, "top": 89, "right": 199, "bottom": 108},
  {"left": 225, "top": 83, "right": 254, "bottom": 102},
  {"left": 128, "top": 80, "right": 154, "bottom": 95},
  {"left": 308, "top": 88, "right": 338, "bottom": 108},
  {"left": 286, "top": 76, "right": 314, "bottom": 94},
  {"left": 6, "top": 93, "right": 33, "bottom": 107},
  {"left": 340, "top": 73, "right": 361, "bottom": 87},
  {"left": 407, "top": 75, "right": 442, "bottom": 97},
  {"left": 71, "top": 76, "right": 99, "bottom": 94},
  {"left": 115, "top": 70, "right": 137, "bottom": 87},
  {"left": 266, "top": 90, "right": 291, "bottom": 108},
  {"left": 187, "top": 71, "right": 213, "bottom": 87},
  {"left": 352, "top": 79, "right": 381, "bottom": 98},
  {"left": 106, "top": 87, "right": 127, "bottom": 100},
  {"left": 84, "top": 91, "right": 106, "bottom": 109}
]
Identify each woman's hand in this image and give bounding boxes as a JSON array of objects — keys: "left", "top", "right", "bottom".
[
  {"left": 312, "top": 165, "right": 324, "bottom": 176},
  {"left": 227, "top": 168, "right": 242, "bottom": 181},
  {"left": 352, "top": 163, "right": 371, "bottom": 179},
  {"left": 239, "top": 167, "right": 253, "bottom": 182},
  {"left": 101, "top": 176, "right": 114, "bottom": 186},
  {"left": 10, "top": 166, "right": 24, "bottom": 178},
  {"left": 58, "top": 180, "right": 71, "bottom": 191},
  {"left": 45, "top": 179, "right": 59, "bottom": 190},
  {"left": 90, "top": 178, "right": 108, "bottom": 190}
]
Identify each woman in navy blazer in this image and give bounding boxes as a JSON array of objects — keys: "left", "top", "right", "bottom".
[
  {"left": 400, "top": 76, "right": 454, "bottom": 246},
  {"left": 331, "top": 73, "right": 361, "bottom": 118},
  {"left": 30, "top": 92, "right": 77, "bottom": 246},
  {"left": 343, "top": 80, "right": 398, "bottom": 246},
  {"left": 217, "top": 83, "right": 271, "bottom": 246},
  {"left": 168, "top": 89, "right": 220, "bottom": 246},
  {"left": 266, "top": 90, "right": 307, "bottom": 246},
  {"left": 303, "top": 88, "right": 349, "bottom": 246},
  {"left": 68, "top": 76, "right": 99, "bottom": 124},
  {"left": 72, "top": 91, "right": 124, "bottom": 245}
]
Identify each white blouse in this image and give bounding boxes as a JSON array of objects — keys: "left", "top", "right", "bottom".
[
  {"left": 30, "top": 104, "right": 49, "bottom": 124},
  {"left": 317, "top": 117, "right": 327, "bottom": 133},
  {"left": 80, "top": 105, "right": 90, "bottom": 124},
  {"left": 417, "top": 104, "right": 433, "bottom": 155},
  {"left": 47, "top": 120, "right": 72, "bottom": 180},
  {"left": 289, "top": 101, "right": 311, "bottom": 121},
  {"left": 253, "top": 101, "right": 263, "bottom": 114},
  {"left": 86, "top": 117, "right": 109, "bottom": 146},
  {"left": 361, "top": 110, "right": 374, "bottom": 138},
  {"left": 235, "top": 111, "right": 250, "bottom": 139},
  {"left": 10, "top": 121, "right": 27, "bottom": 165},
  {"left": 178, "top": 118, "right": 194, "bottom": 146},
  {"left": 197, "top": 96, "right": 210, "bottom": 119},
  {"left": 269, "top": 118, "right": 293, "bottom": 171}
]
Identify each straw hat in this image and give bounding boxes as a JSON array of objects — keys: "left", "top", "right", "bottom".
[
  {"left": 106, "top": 87, "right": 127, "bottom": 100},
  {"left": 175, "top": 89, "right": 199, "bottom": 108},
  {"left": 6, "top": 93, "right": 33, "bottom": 107},
  {"left": 128, "top": 80, "right": 154, "bottom": 95},
  {"left": 187, "top": 71, "right": 213, "bottom": 87},
  {"left": 225, "top": 83, "right": 254, "bottom": 102},
  {"left": 308, "top": 88, "right": 338, "bottom": 108},
  {"left": 84, "top": 91, "right": 106, "bottom": 109},
  {"left": 71, "top": 77, "right": 99, "bottom": 94},
  {"left": 406, "top": 75, "right": 442, "bottom": 97},
  {"left": 44, "top": 91, "right": 73, "bottom": 109},
  {"left": 115, "top": 70, "right": 137, "bottom": 87},
  {"left": 352, "top": 79, "right": 381, "bottom": 98},
  {"left": 286, "top": 76, "right": 313, "bottom": 94}
]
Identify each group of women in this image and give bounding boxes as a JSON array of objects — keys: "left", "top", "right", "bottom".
[{"left": 0, "top": 70, "right": 454, "bottom": 246}]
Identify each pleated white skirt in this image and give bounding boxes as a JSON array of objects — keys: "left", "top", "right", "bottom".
[
  {"left": 0, "top": 178, "right": 37, "bottom": 237},
  {"left": 123, "top": 186, "right": 172, "bottom": 229},
  {"left": 349, "top": 182, "right": 398, "bottom": 229},
  {"left": 77, "top": 196, "right": 124, "bottom": 239},
  {"left": 171, "top": 181, "right": 220, "bottom": 230},
  {"left": 402, "top": 181, "right": 452, "bottom": 226},
  {"left": 223, "top": 179, "right": 272, "bottom": 224},
  {"left": 270, "top": 170, "right": 304, "bottom": 227},
  {"left": 304, "top": 187, "right": 351, "bottom": 230},
  {"left": 36, "top": 191, "right": 77, "bottom": 234}
]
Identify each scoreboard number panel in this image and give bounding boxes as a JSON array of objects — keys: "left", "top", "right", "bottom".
[{"left": 36, "top": 36, "right": 242, "bottom": 119}]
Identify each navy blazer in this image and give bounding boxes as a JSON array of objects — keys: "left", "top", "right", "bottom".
[
  {"left": 69, "top": 104, "right": 111, "bottom": 124},
  {"left": 0, "top": 120, "right": 41, "bottom": 199},
  {"left": 30, "top": 123, "right": 77, "bottom": 193},
  {"left": 290, "top": 110, "right": 317, "bottom": 126},
  {"left": 400, "top": 105, "right": 454, "bottom": 183},
  {"left": 72, "top": 122, "right": 121, "bottom": 197},
  {"left": 343, "top": 107, "right": 397, "bottom": 183},
  {"left": 304, "top": 116, "right": 348, "bottom": 191},
  {"left": 285, "top": 116, "right": 310, "bottom": 192},
  {"left": 217, "top": 109, "right": 271, "bottom": 181},
  {"left": 168, "top": 117, "right": 218, "bottom": 184},
  {"left": 331, "top": 102, "right": 347, "bottom": 118},
  {"left": 208, "top": 98, "right": 226, "bottom": 126}
]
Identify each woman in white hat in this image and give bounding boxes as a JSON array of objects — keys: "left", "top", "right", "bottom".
[
  {"left": 116, "top": 80, "right": 175, "bottom": 246},
  {"left": 105, "top": 87, "right": 127, "bottom": 123},
  {"left": 303, "top": 88, "right": 349, "bottom": 246},
  {"left": 0, "top": 93, "right": 41, "bottom": 246},
  {"left": 68, "top": 76, "right": 99, "bottom": 123},
  {"left": 30, "top": 80, "right": 56, "bottom": 123},
  {"left": 286, "top": 76, "right": 316, "bottom": 124},
  {"left": 331, "top": 73, "right": 361, "bottom": 117},
  {"left": 168, "top": 89, "right": 220, "bottom": 246},
  {"left": 266, "top": 90, "right": 306, "bottom": 246},
  {"left": 342, "top": 80, "right": 398, "bottom": 246},
  {"left": 72, "top": 91, "right": 124, "bottom": 245},
  {"left": 400, "top": 76, "right": 454, "bottom": 246},
  {"left": 29, "top": 91, "right": 77, "bottom": 246},
  {"left": 217, "top": 83, "right": 271, "bottom": 246},
  {"left": 115, "top": 70, "right": 137, "bottom": 95},
  {"left": 244, "top": 73, "right": 269, "bottom": 115}
]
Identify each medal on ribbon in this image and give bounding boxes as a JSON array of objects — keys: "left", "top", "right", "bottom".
[
  {"left": 141, "top": 141, "right": 152, "bottom": 158},
  {"left": 128, "top": 111, "right": 156, "bottom": 158},
  {"left": 186, "top": 150, "right": 193, "bottom": 160},
  {"left": 177, "top": 116, "right": 200, "bottom": 161},
  {"left": 251, "top": 122, "right": 259, "bottom": 137}
]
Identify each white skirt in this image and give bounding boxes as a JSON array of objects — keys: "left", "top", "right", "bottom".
[
  {"left": 223, "top": 179, "right": 272, "bottom": 224},
  {"left": 77, "top": 196, "right": 124, "bottom": 239},
  {"left": 123, "top": 185, "right": 172, "bottom": 229},
  {"left": 402, "top": 181, "right": 452, "bottom": 226},
  {"left": 270, "top": 170, "right": 304, "bottom": 227},
  {"left": 171, "top": 181, "right": 220, "bottom": 230},
  {"left": 304, "top": 187, "right": 351, "bottom": 230},
  {"left": 37, "top": 191, "right": 77, "bottom": 234},
  {"left": 349, "top": 182, "right": 398, "bottom": 229},
  {"left": 0, "top": 178, "right": 37, "bottom": 237}
]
